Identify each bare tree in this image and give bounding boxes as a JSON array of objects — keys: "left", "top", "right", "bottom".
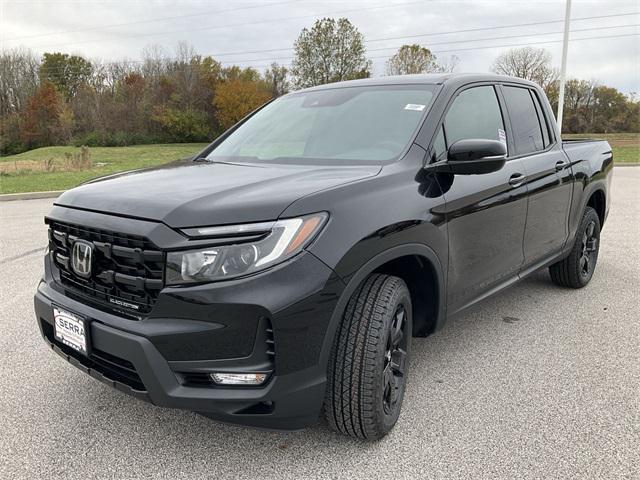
[
  {"left": 492, "top": 47, "right": 558, "bottom": 89},
  {"left": 141, "top": 44, "right": 169, "bottom": 80},
  {"left": 0, "top": 47, "right": 40, "bottom": 115},
  {"left": 437, "top": 55, "right": 460, "bottom": 74},
  {"left": 264, "top": 62, "right": 289, "bottom": 97},
  {"left": 172, "top": 42, "right": 200, "bottom": 109}
]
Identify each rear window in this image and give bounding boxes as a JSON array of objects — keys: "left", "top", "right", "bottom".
[
  {"left": 207, "top": 84, "right": 437, "bottom": 164},
  {"left": 502, "top": 86, "right": 545, "bottom": 155}
]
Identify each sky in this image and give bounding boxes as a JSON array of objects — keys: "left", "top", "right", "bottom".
[{"left": 1, "top": 0, "right": 639, "bottom": 93}]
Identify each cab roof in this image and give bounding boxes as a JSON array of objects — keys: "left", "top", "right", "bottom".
[{"left": 298, "top": 73, "right": 540, "bottom": 92}]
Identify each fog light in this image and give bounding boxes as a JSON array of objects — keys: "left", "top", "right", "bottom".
[{"left": 210, "top": 372, "right": 269, "bottom": 385}]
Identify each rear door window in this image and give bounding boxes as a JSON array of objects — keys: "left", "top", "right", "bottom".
[{"left": 502, "top": 86, "right": 545, "bottom": 155}]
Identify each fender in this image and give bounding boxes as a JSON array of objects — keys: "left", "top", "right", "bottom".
[
  {"left": 564, "top": 143, "right": 613, "bottom": 245},
  {"left": 316, "top": 243, "right": 447, "bottom": 370}
]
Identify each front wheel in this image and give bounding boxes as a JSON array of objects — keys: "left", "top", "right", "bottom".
[
  {"left": 549, "top": 206, "right": 601, "bottom": 288},
  {"left": 324, "top": 274, "right": 412, "bottom": 440}
]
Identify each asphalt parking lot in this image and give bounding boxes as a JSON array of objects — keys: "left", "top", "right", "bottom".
[{"left": 1, "top": 167, "right": 638, "bottom": 479}]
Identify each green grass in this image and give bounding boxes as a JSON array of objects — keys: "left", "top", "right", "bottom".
[
  {"left": 563, "top": 133, "right": 640, "bottom": 164},
  {"left": 0, "top": 143, "right": 208, "bottom": 194}
]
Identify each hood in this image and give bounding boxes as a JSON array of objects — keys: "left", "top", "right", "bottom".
[{"left": 54, "top": 159, "right": 381, "bottom": 228}]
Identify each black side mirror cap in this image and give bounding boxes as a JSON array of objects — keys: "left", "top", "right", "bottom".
[
  {"left": 426, "top": 139, "right": 507, "bottom": 175},
  {"left": 448, "top": 138, "right": 506, "bottom": 162}
]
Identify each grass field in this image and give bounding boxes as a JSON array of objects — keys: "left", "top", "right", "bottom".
[
  {"left": 0, "top": 143, "right": 208, "bottom": 194},
  {"left": 1, "top": 134, "right": 638, "bottom": 194}
]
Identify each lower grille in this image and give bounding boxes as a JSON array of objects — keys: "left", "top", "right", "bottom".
[
  {"left": 47, "top": 220, "right": 165, "bottom": 318},
  {"left": 41, "top": 320, "right": 145, "bottom": 391},
  {"left": 177, "top": 372, "right": 214, "bottom": 387},
  {"left": 91, "top": 348, "right": 144, "bottom": 391}
]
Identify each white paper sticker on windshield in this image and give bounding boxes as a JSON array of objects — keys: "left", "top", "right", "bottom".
[
  {"left": 498, "top": 128, "right": 507, "bottom": 144},
  {"left": 404, "top": 104, "right": 425, "bottom": 111}
]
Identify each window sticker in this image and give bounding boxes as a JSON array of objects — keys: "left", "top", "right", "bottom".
[
  {"left": 498, "top": 128, "right": 507, "bottom": 145},
  {"left": 404, "top": 104, "right": 426, "bottom": 111}
]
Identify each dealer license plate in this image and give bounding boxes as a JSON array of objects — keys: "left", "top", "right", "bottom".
[{"left": 53, "top": 307, "right": 88, "bottom": 356}]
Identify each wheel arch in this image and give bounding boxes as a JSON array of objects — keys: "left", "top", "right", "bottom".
[
  {"left": 319, "top": 243, "right": 447, "bottom": 368},
  {"left": 586, "top": 188, "right": 606, "bottom": 227}
]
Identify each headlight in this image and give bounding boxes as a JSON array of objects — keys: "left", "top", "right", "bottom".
[{"left": 166, "top": 212, "right": 328, "bottom": 285}]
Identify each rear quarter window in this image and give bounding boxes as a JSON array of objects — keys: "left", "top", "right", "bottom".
[{"left": 502, "top": 86, "right": 545, "bottom": 155}]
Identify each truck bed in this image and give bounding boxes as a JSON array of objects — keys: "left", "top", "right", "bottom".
[{"left": 562, "top": 138, "right": 613, "bottom": 165}]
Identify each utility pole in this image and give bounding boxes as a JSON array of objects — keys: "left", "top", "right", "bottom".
[{"left": 556, "top": 0, "right": 572, "bottom": 133}]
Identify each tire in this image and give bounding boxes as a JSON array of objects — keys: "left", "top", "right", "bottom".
[
  {"left": 549, "top": 206, "right": 601, "bottom": 288},
  {"left": 324, "top": 273, "right": 412, "bottom": 440}
]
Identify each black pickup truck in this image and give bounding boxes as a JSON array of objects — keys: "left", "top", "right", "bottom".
[{"left": 34, "top": 73, "right": 613, "bottom": 439}]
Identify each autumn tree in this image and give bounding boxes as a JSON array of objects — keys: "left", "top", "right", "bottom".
[
  {"left": 386, "top": 45, "right": 445, "bottom": 75},
  {"left": 213, "top": 79, "right": 271, "bottom": 130},
  {"left": 221, "top": 65, "right": 262, "bottom": 82},
  {"left": 40, "top": 52, "right": 93, "bottom": 98},
  {"left": 544, "top": 78, "right": 639, "bottom": 133},
  {"left": 291, "top": 18, "right": 371, "bottom": 89},
  {"left": 152, "top": 108, "right": 210, "bottom": 142},
  {"left": 590, "top": 86, "right": 635, "bottom": 133},
  {"left": 264, "top": 63, "right": 289, "bottom": 97},
  {"left": 491, "top": 47, "right": 558, "bottom": 89},
  {"left": 20, "top": 81, "right": 65, "bottom": 147}
]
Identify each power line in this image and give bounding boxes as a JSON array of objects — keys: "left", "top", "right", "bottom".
[
  {"left": 366, "top": 12, "right": 640, "bottom": 42},
  {"left": 4, "top": 0, "right": 306, "bottom": 41},
  {"left": 124, "top": 11, "right": 638, "bottom": 59},
  {"left": 431, "top": 31, "right": 639, "bottom": 55},
  {"left": 26, "top": 13, "right": 639, "bottom": 74},
  {"left": 195, "top": 24, "right": 640, "bottom": 63},
  {"left": 12, "top": 0, "right": 429, "bottom": 49},
  {"left": 229, "top": 31, "right": 640, "bottom": 69},
  {"left": 34, "top": 28, "right": 639, "bottom": 76},
  {"left": 12, "top": 8, "right": 640, "bottom": 70},
  {"left": 297, "top": 23, "right": 640, "bottom": 57}
]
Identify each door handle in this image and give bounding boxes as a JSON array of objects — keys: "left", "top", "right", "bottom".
[
  {"left": 508, "top": 173, "right": 526, "bottom": 188},
  {"left": 555, "top": 159, "right": 570, "bottom": 171}
]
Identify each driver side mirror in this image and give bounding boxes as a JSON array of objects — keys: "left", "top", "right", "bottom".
[{"left": 428, "top": 139, "right": 507, "bottom": 175}]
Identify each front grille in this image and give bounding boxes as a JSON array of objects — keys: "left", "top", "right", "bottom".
[{"left": 47, "top": 220, "right": 165, "bottom": 318}]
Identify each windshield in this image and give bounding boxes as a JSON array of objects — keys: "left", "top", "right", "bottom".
[{"left": 206, "top": 84, "right": 437, "bottom": 164}]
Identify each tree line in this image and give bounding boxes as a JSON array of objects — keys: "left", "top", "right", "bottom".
[{"left": 1, "top": 17, "right": 637, "bottom": 155}]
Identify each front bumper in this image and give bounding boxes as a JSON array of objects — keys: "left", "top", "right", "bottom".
[{"left": 35, "top": 249, "right": 344, "bottom": 430}]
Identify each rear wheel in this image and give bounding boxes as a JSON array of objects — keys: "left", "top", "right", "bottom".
[
  {"left": 549, "top": 206, "right": 601, "bottom": 288},
  {"left": 324, "top": 274, "right": 411, "bottom": 440}
]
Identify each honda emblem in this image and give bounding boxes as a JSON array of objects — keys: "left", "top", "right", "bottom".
[{"left": 71, "top": 241, "right": 93, "bottom": 278}]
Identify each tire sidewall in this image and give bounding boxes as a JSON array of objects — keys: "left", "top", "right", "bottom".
[
  {"left": 573, "top": 208, "right": 601, "bottom": 287},
  {"left": 373, "top": 287, "right": 412, "bottom": 434}
]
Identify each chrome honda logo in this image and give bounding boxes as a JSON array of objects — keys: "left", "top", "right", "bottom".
[{"left": 71, "top": 241, "right": 93, "bottom": 278}]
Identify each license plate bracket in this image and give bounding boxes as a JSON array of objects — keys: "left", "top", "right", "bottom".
[{"left": 53, "top": 306, "right": 90, "bottom": 356}]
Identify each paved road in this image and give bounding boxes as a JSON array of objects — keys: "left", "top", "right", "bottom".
[{"left": 1, "top": 168, "right": 638, "bottom": 480}]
